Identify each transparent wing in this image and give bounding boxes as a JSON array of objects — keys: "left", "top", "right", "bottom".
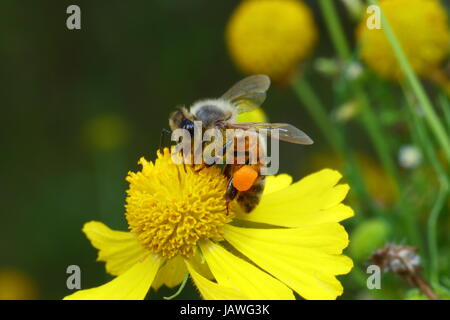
[
  {"left": 221, "top": 75, "right": 271, "bottom": 114},
  {"left": 221, "top": 122, "right": 314, "bottom": 145}
]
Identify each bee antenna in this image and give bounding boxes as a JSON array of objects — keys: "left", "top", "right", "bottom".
[{"left": 160, "top": 128, "right": 172, "bottom": 153}]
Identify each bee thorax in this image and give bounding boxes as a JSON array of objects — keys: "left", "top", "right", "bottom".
[{"left": 190, "top": 99, "right": 236, "bottom": 127}]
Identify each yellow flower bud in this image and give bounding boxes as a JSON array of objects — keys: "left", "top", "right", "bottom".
[
  {"left": 357, "top": 0, "right": 450, "bottom": 80},
  {"left": 226, "top": 0, "right": 318, "bottom": 83}
]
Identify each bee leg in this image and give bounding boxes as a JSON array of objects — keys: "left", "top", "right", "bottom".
[
  {"left": 225, "top": 177, "right": 239, "bottom": 216},
  {"left": 181, "top": 148, "right": 186, "bottom": 173},
  {"left": 195, "top": 152, "right": 223, "bottom": 172},
  {"left": 226, "top": 177, "right": 238, "bottom": 201},
  {"left": 195, "top": 163, "right": 211, "bottom": 173},
  {"left": 159, "top": 128, "right": 172, "bottom": 154},
  {"left": 194, "top": 161, "right": 213, "bottom": 173},
  {"left": 199, "top": 139, "right": 232, "bottom": 172},
  {"left": 194, "top": 164, "right": 204, "bottom": 173},
  {"left": 222, "top": 163, "right": 231, "bottom": 176}
]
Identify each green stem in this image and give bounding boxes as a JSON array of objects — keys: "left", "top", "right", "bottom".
[
  {"left": 438, "top": 94, "right": 450, "bottom": 135},
  {"left": 427, "top": 187, "right": 448, "bottom": 286},
  {"left": 292, "top": 76, "right": 342, "bottom": 149},
  {"left": 318, "top": 0, "right": 352, "bottom": 60},
  {"left": 355, "top": 86, "right": 402, "bottom": 187},
  {"left": 319, "top": 0, "right": 401, "bottom": 192},
  {"left": 369, "top": 0, "right": 450, "bottom": 165},
  {"left": 292, "top": 76, "right": 373, "bottom": 218},
  {"left": 405, "top": 89, "right": 449, "bottom": 286},
  {"left": 164, "top": 272, "right": 189, "bottom": 300}
]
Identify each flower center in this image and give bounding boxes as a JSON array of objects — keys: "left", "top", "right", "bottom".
[{"left": 125, "top": 149, "right": 232, "bottom": 259}]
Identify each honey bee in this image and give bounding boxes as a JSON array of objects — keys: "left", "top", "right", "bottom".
[{"left": 167, "top": 75, "right": 313, "bottom": 213}]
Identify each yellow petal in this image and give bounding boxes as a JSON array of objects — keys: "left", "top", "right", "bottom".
[
  {"left": 235, "top": 108, "right": 267, "bottom": 123},
  {"left": 237, "top": 169, "right": 354, "bottom": 227},
  {"left": 185, "top": 261, "right": 248, "bottom": 300},
  {"left": 224, "top": 225, "right": 353, "bottom": 300},
  {"left": 199, "top": 241, "right": 294, "bottom": 300},
  {"left": 152, "top": 247, "right": 214, "bottom": 292},
  {"left": 189, "top": 248, "right": 215, "bottom": 280},
  {"left": 263, "top": 174, "right": 293, "bottom": 195},
  {"left": 64, "top": 254, "right": 162, "bottom": 300},
  {"left": 152, "top": 256, "right": 187, "bottom": 290},
  {"left": 82, "top": 221, "right": 148, "bottom": 276}
]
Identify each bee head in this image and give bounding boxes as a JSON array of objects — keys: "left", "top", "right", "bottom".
[{"left": 169, "top": 107, "right": 196, "bottom": 135}]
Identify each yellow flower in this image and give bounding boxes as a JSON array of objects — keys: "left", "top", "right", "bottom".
[
  {"left": 64, "top": 148, "right": 353, "bottom": 300},
  {"left": 82, "top": 113, "right": 130, "bottom": 151},
  {"left": 0, "top": 269, "right": 37, "bottom": 300},
  {"left": 357, "top": 0, "right": 450, "bottom": 80},
  {"left": 226, "top": 0, "right": 318, "bottom": 83}
]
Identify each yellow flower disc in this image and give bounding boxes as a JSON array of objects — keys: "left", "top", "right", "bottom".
[
  {"left": 125, "top": 149, "right": 231, "bottom": 259},
  {"left": 357, "top": 0, "right": 450, "bottom": 80},
  {"left": 226, "top": 0, "right": 318, "bottom": 82}
]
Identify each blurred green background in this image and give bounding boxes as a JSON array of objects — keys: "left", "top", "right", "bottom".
[{"left": 0, "top": 0, "right": 449, "bottom": 300}]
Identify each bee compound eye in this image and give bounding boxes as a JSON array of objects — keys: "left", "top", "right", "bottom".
[{"left": 181, "top": 118, "right": 195, "bottom": 134}]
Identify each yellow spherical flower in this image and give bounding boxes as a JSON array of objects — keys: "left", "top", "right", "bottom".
[
  {"left": 0, "top": 269, "right": 37, "bottom": 300},
  {"left": 357, "top": 0, "right": 450, "bottom": 80},
  {"left": 83, "top": 113, "right": 130, "bottom": 151},
  {"left": 64, "top": 148, "right": 353, "bottom": 300},
  {"left": 226, "top": 0, "right": 318, "bottom": 82}
]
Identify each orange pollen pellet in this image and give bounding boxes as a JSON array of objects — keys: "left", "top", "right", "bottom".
[{"left": 232, "top": 165, "right": 259, "bottom": 192}]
